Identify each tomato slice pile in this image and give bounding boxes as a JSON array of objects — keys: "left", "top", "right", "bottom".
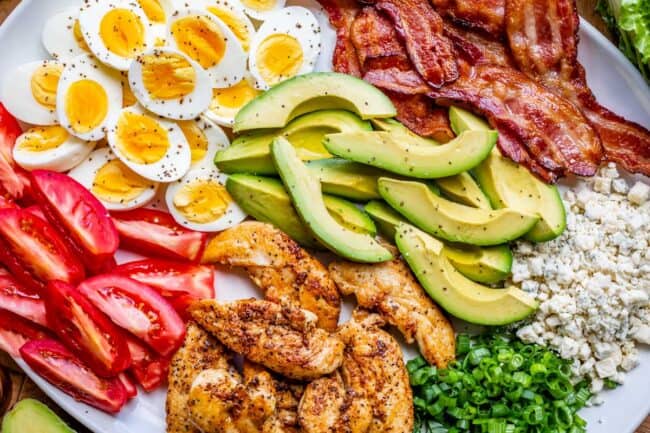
[
  {"left": 20, "top": 339, "right": 128, "bottom": 413},
  {"left": 0, "top": 309, "right": 52, "bottom": 357},
  {"left": 111, "top": 209, "right": 208, "bottom": 262}
]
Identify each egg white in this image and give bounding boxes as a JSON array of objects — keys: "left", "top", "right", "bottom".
[
  {"left": 128, "top": 48, "right": 212, "bottom": 120},
  {"left": 183, "top": 115, "right": 231, "bottom": 169},
  {"left": 289, "top": 0, "right": 336, "bottom": 72},
  {"left": 167, "top": 9, "right": 248, "bottom": 88},
  {"left": 13, "top": 126, "right": 96, "bottom": 172},
  {"left": 78, "top": 0, "right": 155, "bottom": 71},
  {"left": 136, "top": 0, "right": 175, "bottom": 46},
  {"left": 189, "top": 0, "right": 256, "bottom": 52},
  {"left": 239, "top": 0, "right": 286, "bottom": 21},
  {"left": 56, "top": 54, "right": 123, "bottom": 141},
  {"left": 41, "top": 7, "right": 89, "bottom": 61},
  {"left": 204, "top": 73, "right": 259, "bottom": 127},
  {"left": 68, "top": 147, "right": 159, "bottom": 211},
  {"left": 107, "top": 104, "right": 192, "bottom": 182},
  {"left": 248, "top": 6, "right": 321, "bottom": 90}
]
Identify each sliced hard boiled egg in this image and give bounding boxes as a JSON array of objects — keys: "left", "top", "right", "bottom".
[
  {"left": 78, "top": 0, "right": 155, "bottom": 71},
  {"left": 239, "top": 0, "right": 286, "bottom": 21},
  {"left": 137, "top": 0, "right": 174, "bottom": 46},
  {"left": 290, "top": 0, "right": 336, "bottom": 71},
  {"left": 178, "top": 116, "right": 231, "bottom": 168},
  {"left": 69, "top": 147, "right": 159, "bottom": 211},
  {"left": 248, "top": 6, "right": 321, "bottom": 90},
  {"left": 41, "top": 7, "right": 91, "bottom": 60},
  {"left": 190, "top": 0, "right": 256, "bottom": 52},
  {"left": 13, "top": 125, "right": 96, "bottom": 172},
  {"left": 204, "top": 73, "right": 260, "bottom": 127},
  {"left": 168, "top": 9, "right": 247, "bottom": 88},
  {"left": 56, "top": 54, "right": 123, "bottom": 141},
  {"left": 1, "top": 60, "right": 64, "bottom": 125},
  {"left": 128, "top": 48, "right": 212, "bottom": 120},
  {"left": 107, "top": 105, "right": 191, "bottom": 182},
  {"left": 120, "top": 72, "right": 138, "bottom": 108}
]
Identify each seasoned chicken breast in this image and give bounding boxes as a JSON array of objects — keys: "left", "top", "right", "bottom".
[
  {"left": 298, "top": 311, "right": 414, "bottom": 433},
  {"left": 330, "top": 256, "right": 456, "bottom": 368},
  {"left": 190, "top": 299, "right": 345, "bottom": 380},
  {"left": 166, "top": 322, "right": 231, "bottom": 433},
  {"left": 201, "top": 221, "right": 341, "bottom": 331}
]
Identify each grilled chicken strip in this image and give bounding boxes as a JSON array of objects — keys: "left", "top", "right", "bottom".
[
  {"left": 190, "top": 298, "right": 345, "bottom": 380},
  {"left": 299, "top": 311, "right": 414, "bottom": 433},
  {"left": 329, "top": 256, "right": 456, "bottom": 368},
  {"left": 201, "top": 221, "right": 341, "bottom": 331},
  {"left": 166, "top": 322, "right": 231, "bottom": 433}
]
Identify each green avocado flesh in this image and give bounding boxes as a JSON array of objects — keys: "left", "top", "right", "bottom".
[
  {"left": 379, "top": 178, "right": 539, "bottom": 246},
  {"left": 443, "top": 244, "right": 512, "bottom": 284},
  {"left": 272, "top": 137, "right": 392, "bottom": 263},
  {"left": 234, "top": 73, "right": 396, "bottom": 132},
  {"left": 216, "top": 110, "right": 372, "bottom": 175},
  {"left": 2, "top": 399, "right": 76, "bottom": 433},
  {"left": 370, "top": 118, "right": 441, "bottom": 145},
  {"left": 364, "top": 200, "right": 407, "bottom": 240},
  {"left": 324, "top": 129, "right": 497, "bottom": 179},
  {"left": 449, "top": 106, "right": 491, "bottom": 135},
  {"left": 323, "top": 195, "right": 376, "bottom": 236},
  {"left": 395, "top": 224, "right": 537, "bottom": 326},
  {"left": 436, "top": 172, "right": 492, "bottom": 209},
  {"left": 306, "top": 159, "right": 388, "bottom": 201}
]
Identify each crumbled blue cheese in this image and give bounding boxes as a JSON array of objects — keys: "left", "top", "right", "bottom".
[{"left": 511, "top": 164, "right": 649, "bottom": 403}]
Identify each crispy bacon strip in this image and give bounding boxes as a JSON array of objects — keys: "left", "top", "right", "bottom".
[
  {"left": 319, "top": 0, "right": 363, "bottom": 77},
  {"left": 505, "top": 0, "right": 650, "bottom": 176},
  {"left": 443, "top": 23, "right": 514, "bottom": 68},
  {"left": 430, "top": 0, "right": 506, "bottom": 37},
  {"left": 362, "top": 0, "right": 458, "bottom": 87},
  {"left": 389, "top": 92, "right": 454, "bottom": 142}
]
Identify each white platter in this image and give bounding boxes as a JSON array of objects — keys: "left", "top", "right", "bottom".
[{"left": 0, "top": 1, "right": 648, "bottom": 432}]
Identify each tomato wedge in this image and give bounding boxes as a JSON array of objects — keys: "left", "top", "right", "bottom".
[
  {"left": 125, "top": 336, "right": 170, "bottom": 391},
  {"left": 0, "top": 309, "right": 52, "bottom": 357},
  {"left": 0, "top": 268, "right": 47, "bottom": 326},
  {"left": 111, "top": 209, "right": 208, "bottom": 262},
  {"left": 113, "top": 259, "right": 215, "bottom": 306},
  {"left": 78, "top": 274, "right": 186, "bottom": 357},
  {"left": 20, "top": 339, "right": 128, "bottom": 413},
  {"left": 117, "top": 373, "right": 138, "bottom": 400},
  {"left": 30, "top": 170, "right": 119, "bottom": 275},
  {"left": 0, "top": 104, "right": 31, "bottom": 202},
  {"left": 0, "top": 195, "right": 18, "bottom": 209},
  {"left": 45, "top": 280, "right": 131, "bottom": 377},
  {"left": 0, "top": 208, "right": 85, "bottom": 286}
]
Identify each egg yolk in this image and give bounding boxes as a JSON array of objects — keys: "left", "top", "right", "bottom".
[
  {"left": 17, "top": 126, "right": 69, "bottom": 152},
  {"left": 73, "top": 20, "right": 91, "bottom": 52},
  {"left": 178, "top": 121, "right": 208, "bottom": 164},
  {"left": 210, "top": 79, "right": 260, "bottom": 117},
  {"left": 256, "top": 34, "right": 303, "bottom": 86},
  {"left": 65, "top": 79, "right": 109, "bottom": 134},
  {"left": 141, "top": 52, "right": 196, "bottom": 100},
  {"left": 241, "top": 0, "right": 276, "bottom": 12},
  {"left": 115, "top": 111, "right": 169, "bottom": 164},
  {"left": 121, "top": 76, "right": 138, "bottom": 107},
  {"left": 30, "top": 64, "right": 63, "bottom": 111},
  {"left": 138, "top": 0, "right": 166, "bottom": 23},
  {"left": 99, "top": 9, "right": 146, "bottom": 58},
  {"left": 171, "top": 16, "right": 226, "bottom": 69},
  {"left": 173, "top": 180, "right": 232, "bottom": 224},
  {"left": 92, "top": 159, "right": 155, "bottom": 203},
  {"left": 207, "top": 6, "right": 250, "bottom": 51}
]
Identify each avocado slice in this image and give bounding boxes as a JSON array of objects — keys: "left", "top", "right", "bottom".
[
  {"left": 435, "top": 173, "right": 492, "bottom": 209},
  {"left": 370, "top": 118, "right": 441, "bottom": 145},
  {"left": 216, "top": 110, "right": 372, "bottom": 175},
  {"left": 364, "top": 200, "right": 407, "bottom": 239},
  {"left": 2, "top": 399, "right": 76, "bottom": 433},
  {"left": 443, "top": 244, "right": 512, "bottom": 284},
  {"left": 272, "top": 137, "right": 392, "bottom": 263},
  {"left": 474, "top": 152, "right": 566, "bottom": 242},
  {"left": 395, "top": 224, "right": 537, "bottom": 325},
  {"left": 324, "top": 129, "right": 497, "bottom": 179},
  {"left": 378, "top": 178, "right": 539, "bottom": 246},
  {"left": 449, "top": 106, "right": 491, "bottom": 135},
  {"left": 306, "top": 159, "right": 387, "bottom": 201},
  {"left": 323, "top": 195, "right": 376, "bottom": 236},
  {"left": 234, "top": 73, "right": 396, "bottom": 132}
]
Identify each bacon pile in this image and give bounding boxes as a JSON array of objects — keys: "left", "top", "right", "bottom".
[{"left": 319, "top": 0, "right": 650, "bottom": 182}]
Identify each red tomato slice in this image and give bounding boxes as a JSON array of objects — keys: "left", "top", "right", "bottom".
[
  {"left": 0, "top": 195, "right": 18, "bottom": 209},
  {"left": 24, "top": 205, "right": 46, "bottom": 220},
  {"left": 20, "top": 339, "right": 128, "bottom": 413},
  {"left": 111, "top": 209, "right": 208, "bottom": 263},
  {"left": 0, "top": 104, "right": 31, "bottom": 202},
  {"left": 45, "top": 280, "right": 131, "bottom": 377},
  {"left": 0, "top": 268, "right": 47, "bottom": 326},
  {"left": 125, "top": 336, "right": 169, "bottom": 392},
  {"left": 78, "top": 274, "right": 186, "bottom": 357},
  {"left": 30, "top": 170, "right": 119, "bottom": 275},
  {"left": 117, "top": 373, "right": 138, "bottom": 400},
  {"left": 0, "top": 309, "right": 52, "bottom": 357},
  {"left": 0, "top": 240, "right": 44, "bottom": 293},
  {"left": 0, "top": 208, "right": 85, "bottom": 286}
]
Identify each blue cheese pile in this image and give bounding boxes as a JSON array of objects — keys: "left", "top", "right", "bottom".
[{"left": 511, "top": 163, "right": 649, "bottom": 404}]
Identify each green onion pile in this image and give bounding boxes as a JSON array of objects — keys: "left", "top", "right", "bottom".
[{"left": 408, "top": 332, "right": 592, "bottom": 433}]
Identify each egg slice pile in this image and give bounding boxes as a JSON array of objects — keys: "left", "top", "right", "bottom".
[{"left": 1, "top": 0, "right": 328, "bottom": 232}]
